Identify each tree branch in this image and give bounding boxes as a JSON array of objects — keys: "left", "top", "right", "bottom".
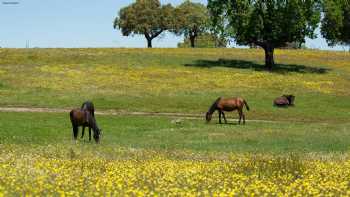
[
  {"left": 144, "top": 33, "right": 151, "bottom": 40},
  {"left": 151, "top": 30, "right": 164, "bottom": 39}
]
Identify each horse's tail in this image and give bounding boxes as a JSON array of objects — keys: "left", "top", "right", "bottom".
[
  {"left": 69, "top": 110, "right": 74, "bottom": 124},
  {"left": 243, "top": 100, "right": 250, "bottom": 111}
]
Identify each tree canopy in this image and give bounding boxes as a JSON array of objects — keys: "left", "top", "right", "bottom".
[
  {"left": 113, "top": 0, "right": 175, "bottom": 48},
  {"left": 321, "top": 0, "right": 350, "bottom": 46},
  {"left": 172, "top": 1, "right": 209, "bottom": 48},
  {"left": 208, "top": 0, "right": 321, "bottom": 70}
]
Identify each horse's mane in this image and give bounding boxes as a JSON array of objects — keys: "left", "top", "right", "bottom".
[{"left": 208, "top": 97, "right": 221, "bottom": 114}]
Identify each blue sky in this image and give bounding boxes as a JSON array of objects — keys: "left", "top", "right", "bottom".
[{"left": 0, "top": 0, "right": 347, "bottom": 50}]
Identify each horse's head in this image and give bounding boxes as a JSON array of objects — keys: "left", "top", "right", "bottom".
[
  {"left": 283, "top": 94, "right": 295, "bottom": 105},
  {"left": 93, "top": 127, "right": 102, "bottom": 143},
  {"left": 205, "top": 112, "right": 212, "bottom": 122},
  {"left": 288, "top": 95, "right": 295, "bottom": 105}
]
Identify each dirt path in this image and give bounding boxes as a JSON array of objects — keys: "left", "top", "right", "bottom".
[{"left": 0, "top": 106, "right": 281, "bottom": 123}]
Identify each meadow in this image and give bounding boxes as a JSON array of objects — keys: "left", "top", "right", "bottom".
[
  {"left": 0, "top": 48, "right": 349, "bottom": 122},
  {"left": 0, "top": 48, "right": 349, "bottom": 195}
]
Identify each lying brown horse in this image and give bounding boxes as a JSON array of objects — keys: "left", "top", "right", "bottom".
[
  {"left": 206, "top": 97, "right": 250, "bottom": 125},
  {"left": 273, "top": 95, "right": 295, "bottom": 107},
  {"left": 70, "top": 109, "right": 101, "bottom": 143},
  {"left": 81, "top": 101, "right": 95, "bottom": 138}
]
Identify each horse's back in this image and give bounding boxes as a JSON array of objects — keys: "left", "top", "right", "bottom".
[
  {"left": 70, "top": 109, "right": 88, "bottom": 125},
  {"left": 218, "top": 97, "right": 245, "bottom": 110},
  {"left": 274, "top": 97, "right": 289, "bottom": 106}
]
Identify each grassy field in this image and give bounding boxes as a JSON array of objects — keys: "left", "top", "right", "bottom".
[
  {"left": 0, "top": 48, "right": 349, "bottom": 122},
  {"left": 0, "top": 48, "right": 349, "bottom": 195},
  {"left": 1, "top": 112, "right": 349, "bottom": 153}
]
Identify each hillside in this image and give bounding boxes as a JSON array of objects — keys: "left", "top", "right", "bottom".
[{"left": 0, "top": 48, "right": 349, "bottom": 122}]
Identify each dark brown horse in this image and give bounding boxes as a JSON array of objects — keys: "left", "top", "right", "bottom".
[
  {"left": 70, "top": 109, "right": 101, "bottom": 143},
  {"left": 81, "top": 101, "right": 95, "bottom": 138},
  {"left": 273, "top": 95, "right": 295, "bottom": 107},
  {"left": 206, "top": 97, "right": 250, "bottom": 125}
]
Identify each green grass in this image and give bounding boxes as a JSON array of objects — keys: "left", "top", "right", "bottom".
[
  {"left": 1, "top": 112, "right": 349, "bottom": 153},
  {"left": 0, "top": 48, "right": 349, "bottom": 154},
  {"left": 0, "top": 48, "right": 349, "bottom": 123}
]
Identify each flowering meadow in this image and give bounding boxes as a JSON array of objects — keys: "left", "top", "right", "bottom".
[
  {"left": 0, "top": 145, "right": 349, "bottom": 196},
  {"left": 0, "top": 48, "right": 349, "bottom": 195}
]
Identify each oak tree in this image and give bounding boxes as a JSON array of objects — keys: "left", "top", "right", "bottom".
[
  {"left": 208, "top": 0, "right": 321, "bottom": 70},
  {"left": 113, "top": 0, "right": 174, "bottom": 48},
  {"left": 173, "top": 1, "right": 209, "bottom": 48}
]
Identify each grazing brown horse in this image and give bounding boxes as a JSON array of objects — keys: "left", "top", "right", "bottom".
[
  {"left": 273, "top": 95, "right": 295, "bottom": 107},
  {"left": 206, "top": 97, "right": 250, "bottom": 125},
  {"left": 81, "top": 101, "right": 95, "bottom": 138},
  {"left": 70, "top": 109, "right": 101, "bottom": 143}
]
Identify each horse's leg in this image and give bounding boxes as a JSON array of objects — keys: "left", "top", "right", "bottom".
[
  {"left": 218, "top": 111, "right": 222, "bottom": 124},
  {"left": 81, "top": 126, "right": 85, "bottom": 138},
  {"left": 243, "top": 113, "right": 246, "bottom": 125},
  {"left": 222, "top": 112, "right": 227, "bottom": 124},
  {"left": 89, "top": 127, "right": 92, "bottom": 141},
  {"left": 238, "top": 110, "right": 242, "bottom": 125},
  {"left": 73, "top": 125, "right": 78, "bottom": 140}
]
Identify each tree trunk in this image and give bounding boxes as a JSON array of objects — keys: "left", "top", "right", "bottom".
[
  {"left": 144, "top": 33, "right": 153, "bottom": 48},
  {"left": 264, "top": 46, "right": 275, "bottom": 70},
  {"left": 147, "top": 38, "right": 152, "bottom": 48},
  {"left": 298, "top": 42, "right": 302, "bottom": 49},
  {"left": 190, "top": 36, "right": 195, "bottom": 48},
  {"left": 144, "top": 30, "right": 163, "bottom": 48}
]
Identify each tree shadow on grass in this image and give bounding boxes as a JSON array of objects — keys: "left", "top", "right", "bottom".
[{"left": 185, "top": 59, "right": 330, "bottom": 74}]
